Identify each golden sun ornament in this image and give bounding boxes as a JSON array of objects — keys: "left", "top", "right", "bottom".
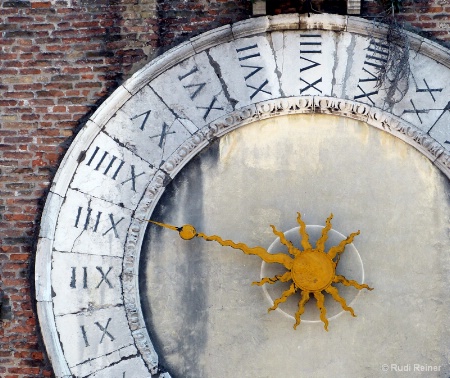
[{"left": 149, "top": 213, "right": 373, "bottom": 331}]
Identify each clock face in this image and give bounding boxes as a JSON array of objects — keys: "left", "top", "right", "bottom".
[
  {"left": 141, "top": 114, "right": 450, "bottom": 377},
  {"left": 35, "top": 15, "right": 450, "bottom": 378}
]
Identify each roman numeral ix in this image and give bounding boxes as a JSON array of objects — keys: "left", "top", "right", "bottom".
[{"left": 80, "top": 318, "right": 115, "bottom": 347}]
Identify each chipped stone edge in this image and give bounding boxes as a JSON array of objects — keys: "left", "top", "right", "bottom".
[
  {"left": 300, "top": 13, "right": 347, "bottom": 31},
  {"left": 37, "top": 302, "right": 72, "bottom": 377},
  {"left": 51, "top": 120, "right": 102, "bottom": 197},
  {"left": 124, "top": 96, "right": 450, "bottom": 373},
  {"left": 123, "top": 41, "right": 196, "bottom": 95},
  {"left": 191, "top": 24, "right": 234, "bottom": 54}
]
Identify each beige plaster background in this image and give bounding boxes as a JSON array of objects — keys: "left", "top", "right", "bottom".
[{"left": 142, "top": 114, "right": 450, "bottom": 378}]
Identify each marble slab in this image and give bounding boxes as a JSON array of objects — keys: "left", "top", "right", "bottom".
[
  {"left": 208, "top": 35, "right": 281, "bottom": 107},
  {"left": 272, "top": 30, "right": 337, "bottom": 97},
  {"left": 55, "top": 307, "right": 135, "bottom": 376},
  {"left": 52, "top": 251, "right": 123, "bottom": 316},
  {"left": 104, "top": 85, "right": 197, "bottom": 168},
  {"left": 53, "top": 189, "right": 132, "bottom": 257},
  {"left": 70, "top": 131, "right": 156, "bottom": 210},
  {"left": 150, "top": 52, "right": 233, "bottom": 127}
]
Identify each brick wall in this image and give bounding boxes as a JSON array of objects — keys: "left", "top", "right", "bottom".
[
  {"left": 0, "top": 0, "right": 250, "bottom": 376},
  {"left": 364, "top": 0, "right": 450, "bottom": 45},
  {"left": 0, "top": 0, "right": 448, "bottom": 376},
  {"left": 267, "top": 0, "right": 450, "bottom": 45}
]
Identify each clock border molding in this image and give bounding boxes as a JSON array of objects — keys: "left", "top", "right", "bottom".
[{"left": 35, "top": 14, "right": 450, "bottom": 377}]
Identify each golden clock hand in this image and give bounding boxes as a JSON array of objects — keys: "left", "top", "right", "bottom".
[{"left": 148, "top": 220, "right": 294, "bottom": 268}]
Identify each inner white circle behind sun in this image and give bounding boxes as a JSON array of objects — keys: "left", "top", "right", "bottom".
[{"left": 262, "top": 225, "right": 365, "bottom": 322}]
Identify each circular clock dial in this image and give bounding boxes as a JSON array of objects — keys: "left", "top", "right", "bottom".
[
  {"left": 141, "top": 114, "right": 450, "bottom": 377},
  {"left": 35, "top": 15, "right": 450, "bottom": 377}
]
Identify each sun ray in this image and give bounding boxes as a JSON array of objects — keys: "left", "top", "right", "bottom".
[
  {"left": 314, "top": 292, "right": 329, "bottom": 331},
  {"left": 333, "top": 275, "right": 374, "bottom": 291},
  {"left": 316, "top": 213, "right": 333, "bottom": 252},
  {"left": 252, "top": 271, "right": 292, "bottom": 286},
  {"left": 297, "top": 212, "right": 312, "bottom": 250},
  {"left": 327, "top": 230, "right": 360, "bottom": 259},
  {"left": 270, "top": 225, "right": 298, "bottom": 256},
  {"left": 293, "top": 290, "right": 310, "bottom": 329},
  {"left": 268, "top": 283, "right": 296, "bottom": 312},
  {"left": 325, "top": 285, "right": 356, "bottom": 317}
]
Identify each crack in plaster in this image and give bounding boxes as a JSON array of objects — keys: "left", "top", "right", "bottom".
[{"left": 206, "top": 50, "right": 238, "bottom": 110}]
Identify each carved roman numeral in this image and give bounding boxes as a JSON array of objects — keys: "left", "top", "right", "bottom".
[
  {"left": 75, "top": 206, "right": 102, "bottom": 232},
  {"left": 70, "top": 266, "right": 113, "bottom": 288},
  {"left": 86, "top": 146, "right": 125, "bottom": 179},
  {"left": 300, "top": 57, "right": 320, "bottom": 73},
  {"left": 86, "top": 146, "right": 145, "bottom": 192},
  {"left": 178, "top": 66, "right": 206, "bottom": 100},
  {"left": 300, "top": 78, "right": 322, "bottom": 94},
  {"left": 197, "top": 96, "right": 224, "bottom": 120},
  {"left": 354, "top": 85, "right": 378, "bottom": 105},
  {"left": 178, "top": 66, "right": 205, "bottom": 99},
  {"left": 236, "top": 44, "right": 271, "bottom": 100},
  {"left": 236, "top": 44, "right": 261, "bottom": 60},
  {"left": 148, "top": 122, "right": 175, "bottom": 149},
  {"left": 130, "top": 110, "right": 151, "bottom": 130},
  {"left": 75, "top": 206, "right": 124, "bottom": 238},
  {"left": 96, "top": 266, "right": 113, "bottom": 288},
  {"left": 103, "top": 213, "right": 124, "bottom": 238},
  {"left": 299, "top": 34, "right": 322, "bottom": 54},
  {"left": 120, "top": 165, "right": 145, "bottom": 192},
  {"left": 178, "top": 65, "right": 198, "bottom": 80},
  {"left": 358, "top": 68, "right": 378, "bottom": 83},
  {"left": 247, "top": 80, "right": 271, "bottom": 99},
  {"left": 354, "top": 39, "right": 389, "bottom": 104},
  {"left": 80, "top": 325, "right": 90, "bottom": 347},
  {"left": 299, "top": 34, "right": 322, "bottom": 94},
  {"left": 178, "top": 65, "right": 224, "bottom": 121},
  {"left": 415, "top": 78, "right": 443, "bottom": 102},
  {"left": 70, "top": 267, "right": 88, "bottom": 289},
  {"left": 364, "top": 40, "right": 389, "bottom": 69},
  {"left": 80, "top": 318, "right": 115, "bottom": 347},
  {"left": 96, "top": 318, "right": 115, "bottom": 343},
  {"left": 428, "top": 100, "right": 450, "bottom": 133},
  {"left": 402, "top": 99, "right": 427, "bottom": 123},
  {"left": 401, "top": 100, "right": 450, "bottom": 133}
]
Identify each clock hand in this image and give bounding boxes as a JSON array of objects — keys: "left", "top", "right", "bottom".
[{"left": 148, "top": 220, "right": 294, "bottom": 267}]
